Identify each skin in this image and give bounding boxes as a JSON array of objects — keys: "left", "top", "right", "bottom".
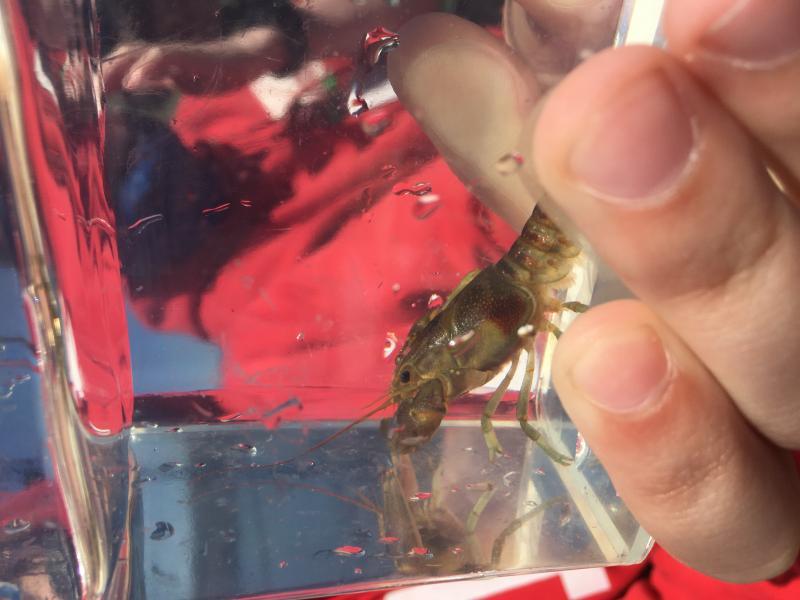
[{"left": 388, "top": 0, "right": 800, "bottom": 584}]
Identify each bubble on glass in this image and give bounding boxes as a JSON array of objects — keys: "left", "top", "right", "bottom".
[
  {"left": 3, "top": 518, "right": 31, "bottom": 535},
  {"left": 333, "top": 545, "right": 365, "bottom": 557},
  {"left": 495, "top": 152, "right": 524, "bottom": 175},
  {"left": 232, "top": 442, "right": 257, "bottom": 456},
  {"left": 383, "top": 332, "right": 398, "bottom": 359},
  {"left": 413, "top": 193, "right": 441, "bottom": 220},
  {"left": 378, "top": 536, "right": 399, "bottom": 544},
  {"left": 362, "top": 27, "right": 400, "bottom": 67},
  {"left": 392, "top": 181, "right": 432, "bottom": 197},
  {"left": 426, "top": 293, "right": 444, "bottom": 309},
  {"left": 202, "top": 202, "right": 232, "bottom": 216},
  {"left": 380, "top": 164, "right": 397, "bottom": 179},
  {"left": 150, "top": 521, "right": 175, "bottom": 541},
  {"left": 127, "top": 214, "right": 164, "bottom": 235}
]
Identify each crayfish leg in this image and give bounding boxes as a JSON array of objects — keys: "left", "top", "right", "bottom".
[
  {"left": 481, "top": 353, "right": 520, "bottom": 462},
  {"left": 516, "top": 346, "right": 573, "bottom": 466}
]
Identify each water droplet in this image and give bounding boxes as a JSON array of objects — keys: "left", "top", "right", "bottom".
[
  {"left": 195, "top": 462, "right": 207, "bottom": 469},
  {"left": 279, "top": 560, "right": 288, "bottom": 569},
  {"left": 240, "top": 199, "right": 253, "bottom": 208},
  {"left": 409, "top": 492, "right": 432, "bottom": 502},
  {"left": 296, "top": 332, "right": 305, "bottom": 342},
  {"left": 517, "top": 324, "right": 535, "bottom": 337},
  {"left": 408, "top": 547, "right": 432, "bottom": 558},
  {"left": 413, "top": 193, "right": 441, "bottom": 220},
  {"left": 426, "top": 293, "right": 444, "bottom": 309},
  {"left": 347, "top": 95, "right": 368, "bottom": 117},
  {"left": 392, "top": 181, "right": 432, "bottom": 197},
  {"left": 391, "top": 283, "right": 401, "bottom": 293},
  {"left": 150, "top": 521, "right": 174, "bottom": 540},
  {"left": 380, "top": 164, "right": 397, "bottom": 179},
  {"left": 362, "top": 27, "right": 400, "bottom": 67},
  {"left": 378, "top": 536, "right": 399, "bottom": 544},
  {"left": 216, "top": 413, "right": 242, "bottom": 426},
  {"left": 533, "top": 467, "right": 546, "bottom": 476},
  {"left": 450, "top": 546, "right": 464, "bottom": 555},
  {"left": 383, "top": 332, "right": 398, "bottom": 359},
  {"left": 168, "top": 426, "right": 182, "bottom": 433},
  {"left": 201, "top": 202, "right": 231, "bottom": 216},
  {"left": 232, "top": 443, "right": 257, "bottom": 456},
  {"left": 126, "top": 213, "right": 164, "bottom": 235},
  {"left": 192, "top": 74, "right": 200, "bottom": 83},
  {"left": 495, "top": 152, "right": 524, "bottom": 175},
  {"left": 3, "top": 518, "right": 31, "bottom": 535},
  {"left": 574, "top": 433, "right": 588, "bottom": 464},
  {"left": 354, "top": 567, "right": 363, "bottom": 575},
  {"left": 333, "top": 545, "right": 365, "bottom": 557}
]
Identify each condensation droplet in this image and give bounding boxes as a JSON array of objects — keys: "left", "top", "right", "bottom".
[
  {"left": 383, "top": 332, "right": 398, "bottom": 359},
  {"left": 574, "top": 432, "right": 588, "bottom": 465},
  {"left": 279, "top": 560, "right": 288, "bottom": 569},
  {"left": 413, "top": 193, "right": 440, "bottom": 220},
  {"left": 3, "top": 518, "right": 31, "bottom": 535},
  {"left": 150, "top": 521, "right": 174, "bottom": 541},
  {"left": 409, "top": 492, "right": 432, "bottom": 502},
  {"left": 127, "top": 213, "right": 164, "bottom": 234},
  {"left": 333, "top": 545, "right": 365, "bottom": 557},
  {"left": 450, "top": 546, "right": 464, "bottom": 555},
  {"left": 392, "top": 181, "right": 432, "bottom": 197},
  {"left": 168, "top": 426, "right": 183, "bottom": 433},
  {"left": 533, "top": 467, "right": 545, "bottom": 476},
  {"left": 378, "top": 536, "right": 399, "bottom": 544},
  {"left": 391, "top": 283, "right": 401, "bottom": 293},
  {"left": 195, "top": 462, "right": 207, "bottom": 469},
  {"left": 362, "top": 27, "right": 400, "bottom": 66},
  {"left": 426, "top": 293, "right": 444, "bottom": 309},
  {"left": 296, "top": 332, "right": 304, "bottom": 342},
  {"left": 495, "top": 152, "right": 524, "bottom": 175},
  {"left": 201, "top": 202, "right": 231, "bottom": 216},
  {"left": 232, "top": 443, "right": 257, "bottom": 456},
  {"left": 354, "top": 567, "right": 363, "bottom": 575}
]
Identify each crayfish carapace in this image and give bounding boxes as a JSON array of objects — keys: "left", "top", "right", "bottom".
[{"left": 389, "top": 205, "right": 587, "bottom": 465}]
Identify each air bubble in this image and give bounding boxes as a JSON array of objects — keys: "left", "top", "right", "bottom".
[{"left": 150, "top": 521, "right": 174, "bottom": 540}]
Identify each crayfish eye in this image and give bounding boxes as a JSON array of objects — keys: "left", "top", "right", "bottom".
[{"left": 399, "top": 369, "right": 411, "bottom": 384}]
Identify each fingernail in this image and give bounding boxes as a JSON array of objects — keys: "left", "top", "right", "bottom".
[
  {"left": 570, "top": 325, "right": 673, "bottom": 413},
  {"left": 568, "top": 70, "right": 696, "bottom": 204},
  {"left": 701, "top": 0, "right": 800, "bottom": 68}
]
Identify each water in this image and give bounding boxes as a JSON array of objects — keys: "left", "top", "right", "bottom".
[{"left": 129, "top": 415, "right": 648, "bottom": 599}]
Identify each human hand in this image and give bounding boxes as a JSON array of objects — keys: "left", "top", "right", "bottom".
[{"left": 388, "top": 0, "right": 800, "bottom": 583}]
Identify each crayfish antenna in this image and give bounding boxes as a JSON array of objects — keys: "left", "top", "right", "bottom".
[{"left": 264, "top": 397, "right": 395, "bottom": 467}]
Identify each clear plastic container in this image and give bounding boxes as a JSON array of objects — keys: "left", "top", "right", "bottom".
[{"left": 0, "top": 1, "right": 663, "bottom": 598}]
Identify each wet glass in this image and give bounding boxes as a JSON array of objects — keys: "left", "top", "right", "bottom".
[{"left": 0, "top": 1, "right": 663, "bottom": 598}]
